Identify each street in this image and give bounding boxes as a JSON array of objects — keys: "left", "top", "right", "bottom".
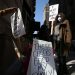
[{"left": 66, "top": 49, "right": 75, "bottom": 75}]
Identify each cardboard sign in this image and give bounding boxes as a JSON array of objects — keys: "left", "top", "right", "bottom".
[
  {"left": 27, "top": 39, "right": 57, "bottom": 75},
  {"left": 11, "top": 8, "right": 26, "bottom": 38},
  {"left": 49, "top": 4, "right": 59, "bottom": 21}
]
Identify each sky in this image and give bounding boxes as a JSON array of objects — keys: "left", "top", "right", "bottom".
[{"left": 34, "top": 0, "right": 49, "bottom": 26}]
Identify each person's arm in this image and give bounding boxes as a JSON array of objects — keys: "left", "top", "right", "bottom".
[
  {"left": 64, "top": 20, "right": 72, "bottom": 44},
  {"left": 0, "top": 7, "right": 17, "bottom": 16}
]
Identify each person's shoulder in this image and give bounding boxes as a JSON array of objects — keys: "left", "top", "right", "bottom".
[
  {"left": 41, "top": 25, "right": 47, "bottom": 29},
  {"left": 63, "top": 19, "right": 69, "bottom": 24}
]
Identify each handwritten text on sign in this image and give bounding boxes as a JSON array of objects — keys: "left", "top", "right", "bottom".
[
  {"left": 49, "top": 4, "right": 59, "bottom": 21},
  {"left": 27, "top": 39, "right": 57, "bottom": 75},
  {"left": 11, "top": 8, "right": 26, "bottom": 38}
]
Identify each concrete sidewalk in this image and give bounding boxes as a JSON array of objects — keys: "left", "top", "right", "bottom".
[
  {"left": 54, "top": 49, "right": 75, "bottom": 75},
  {"left": 66, "top": 50, "right": 75, "bottom": 75}
]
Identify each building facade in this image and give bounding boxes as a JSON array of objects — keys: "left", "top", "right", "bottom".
[
  {"left": 43, "top": 3, "right": 49, "bottom": 28},
  {"left": 22, "top": 0, "right": 36, "bottom": 35}
]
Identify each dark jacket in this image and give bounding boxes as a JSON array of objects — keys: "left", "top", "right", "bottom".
[{"left": 38, "top": 25, "right": 49, "bottom": 41}]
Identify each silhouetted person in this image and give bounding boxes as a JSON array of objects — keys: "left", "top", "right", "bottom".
[
  {"left": 38, "top": 20, "right": 49, "bottom": 41},
  {"left": 54, "top": 13, "right": 72, "bottom": 57},
  {"left": 54, "top": 13, "right": 72, "bottom": 75}
]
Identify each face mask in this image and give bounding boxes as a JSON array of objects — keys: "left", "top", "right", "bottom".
[{"left": 58, "top": 17, "right": 62, "bottom": 22}]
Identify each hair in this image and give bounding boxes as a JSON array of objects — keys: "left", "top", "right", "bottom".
[
  {"left": 58, "top": 13, "right": 66, "bottom": 21},
  {"left": 54, "top": 12, "right": 66, "bottom": 25}
]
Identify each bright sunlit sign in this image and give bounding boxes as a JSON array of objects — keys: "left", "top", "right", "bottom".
[
  {"left": 49, "top": 4, "right": 59, "bottom": 21},
  {"left": 11, "top": 8, "right": 26, "bottom": 38},
  {"left": 27, "top": 39, "right": 57, "bottom": 75}
]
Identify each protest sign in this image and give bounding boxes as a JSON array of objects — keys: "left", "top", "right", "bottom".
[
  {"left": 11, "top": 8, "right": 26, "bottom": 38},
  {"left": 49, "top": 4, "right": 59, "bottom": 21},
  {"left": 27, "top": 39, "right": 57, "bottom": 75}
]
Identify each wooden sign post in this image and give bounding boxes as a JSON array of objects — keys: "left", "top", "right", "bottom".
[{"left": 49, "top": 4, "right": 59, "bottom": 35}]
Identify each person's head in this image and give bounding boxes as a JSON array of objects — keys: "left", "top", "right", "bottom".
[
  {"left": 57, "top": 13, "right": 65, "bottom": 22},
  {"left": 43, "top": 20, "right": 47, "bottom": 25}
]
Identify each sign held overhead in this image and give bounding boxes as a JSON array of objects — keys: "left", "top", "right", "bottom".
[{"left": 49, "top": 4, "right": 59, "bottom": 21}]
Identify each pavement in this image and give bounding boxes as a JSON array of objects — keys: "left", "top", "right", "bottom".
[
  {"left": 54, "top": 47, "right": 75, "bottom": 75},
  {"left": 66, "top": 50, "right": 75, "bottom": 75}
]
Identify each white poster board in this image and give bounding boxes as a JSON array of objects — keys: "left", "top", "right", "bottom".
[
  {"left": 27, "top": 39, "right": 57, "bottom": 75},
  {"left": 49, "top": 4, "right": 59, "bottom": 21},
  {"left": 11, "top": 8, "right": 26, "bottom": 38}
]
